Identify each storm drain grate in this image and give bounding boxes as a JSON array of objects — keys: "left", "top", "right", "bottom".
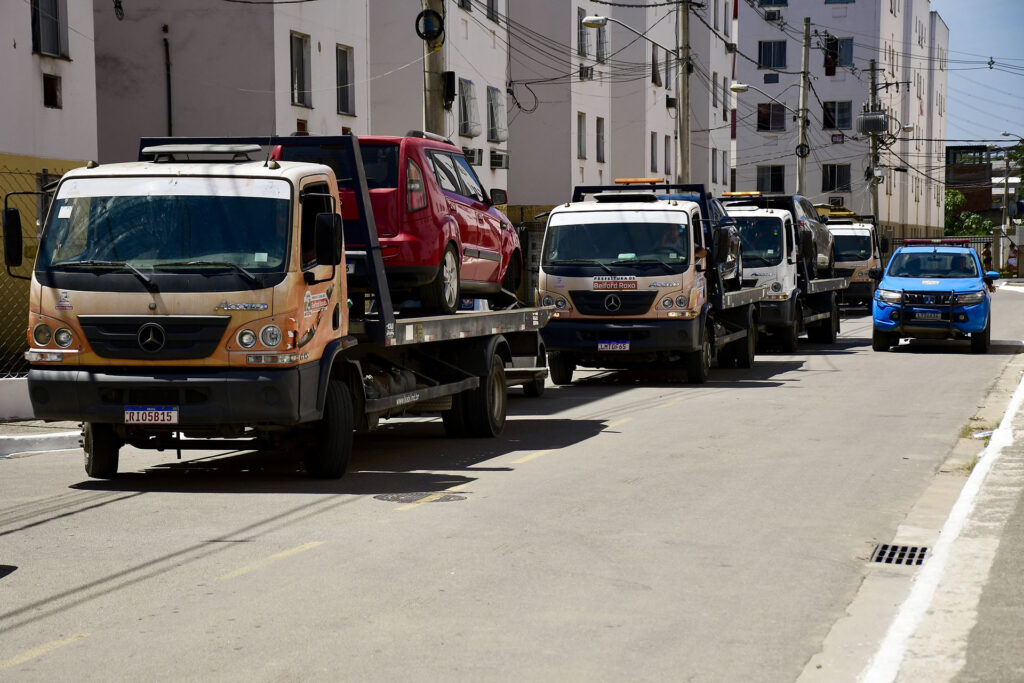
[{"left": 871, "top": 544, "right": 928, "bottom": 566}]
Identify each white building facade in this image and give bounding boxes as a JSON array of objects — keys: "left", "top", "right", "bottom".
[{"left": 734, "top": 0, "right": 947, "bottom": 238}]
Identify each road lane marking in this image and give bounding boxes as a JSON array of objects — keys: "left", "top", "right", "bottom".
[
  {"left": 394, "top": 483, "right": 469, "bottom": 511},
  {"left": 219, "top": 541, "right": 323, "bottom": 580},
  {"left": 511, "top": 449, "right": 555, "bottom": 465},
  {"left": 862, "top": 368, "right": 1024, "bottom": 682},
  {"left": 657, "top": 396, "right": 689, "bottom": 409},
  {"left": 0, "top": 634, "right": 88, "bottom": 671},
  {"left": 605, "top": 418, "right": 632, "bottom": 429}
]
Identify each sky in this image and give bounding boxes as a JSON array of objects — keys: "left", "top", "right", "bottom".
[{"left": 928, "top": 0, "right": 1024, "bottom": 145}]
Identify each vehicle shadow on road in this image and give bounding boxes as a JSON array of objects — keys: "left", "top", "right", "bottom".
[
  {"left": 69, "top": 417, "right": 607, "bottom": 495},
  {"left": 887, "top": 339, "right": 1023, "bottom": 356}
]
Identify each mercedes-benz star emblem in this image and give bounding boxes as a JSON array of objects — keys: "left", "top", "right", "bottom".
[
  {"left": 604, "top": 294, "right": 622, "bottom": 312},
  {"left": 137, "top": 323, "right": 167, "bottom": 353}
]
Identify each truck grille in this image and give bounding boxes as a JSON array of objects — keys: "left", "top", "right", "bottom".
[
  {"left": 78, "top": 315, "right": 230, "bottom": 360},
  {"left": 834, "top": 267, "right": 856, "bottom": 278},
  {"left": 569, "top": 291, "right": 657, "bottom": 316}
]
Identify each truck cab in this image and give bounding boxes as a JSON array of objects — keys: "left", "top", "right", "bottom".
[
  {"left": 870, "top": 239, "right": 998, "bottom": 353},
  {"left": 825, "top": 213, "right": 887, "bottom": 306}
]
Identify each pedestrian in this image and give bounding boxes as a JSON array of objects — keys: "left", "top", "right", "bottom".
[
  {"left": 1008, "top": 244, "right": 1018, "bottom": 276},
  {"left": 982, "top": 242, "right": 993, "bottom": 272}
]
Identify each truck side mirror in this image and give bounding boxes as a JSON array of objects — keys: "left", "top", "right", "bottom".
[
  {"left": 490, "top": 188, "right": 508, "bottom": 206},
  {"left": 315, "top": 212, "right": 343, "bottom": 266},
  {"left": 868, "top": 267, "right": 883, "bottom": 280},
  {"left": 3, "top": 208, "right": 23, "bottom": 268}
]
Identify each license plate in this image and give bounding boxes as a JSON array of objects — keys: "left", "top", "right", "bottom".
[
  {"left": 124, "top": 405, "right": 179, "bottom": 424},
  {"left": 915, "top": 311, "right": 941, "bottom": 321},
  {"left": 598, "top": 341, "right": 630, "bottom": 351}
]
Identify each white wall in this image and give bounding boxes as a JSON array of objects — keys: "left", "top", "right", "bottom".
[{"left": 1, "top": 2, "right": 97, "bottom": 160}]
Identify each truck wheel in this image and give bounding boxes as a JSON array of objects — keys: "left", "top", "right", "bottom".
[
  {"left": 809, "top": 299, "right": 839, "bottom": 344},
  {"left": 971, "top": 318, "right": 991, "bottom": 354},
  {"left": 305, "top": 380, "right": 354, "bottom": 478},
  {"left": 734, "top": 306, "right": 757, "bottom": 369},
  {"left": 421, "top": 243, "right": 460, "bottom": 315},
  {"left": 463, "top": 353, "right": 507, "bottom": 437},
  {"left": 781, "top": 307, "right": 802, "bottom": 352},
  {"left": 686, "top": 323, "right": 712, "bottom": 384},
  {"left": 548, "top": 352, "right": 575, "bottom": 385},
  {"left": 82, "top": 423, "right": 120, "bottom": 479},
  {"left": 442, "top": 393, "right": 469, "bottom": 436},
  {"left": 872, "top": 328, "right": 894, "bottom": 352}
]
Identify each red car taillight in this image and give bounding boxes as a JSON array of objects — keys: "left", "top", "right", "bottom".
[{"left": 406, "top": 159, "right": 427, "bottom": 212}]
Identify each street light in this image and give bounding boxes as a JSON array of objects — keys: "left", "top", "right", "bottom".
[
  {"left": 582, "top": 14, "right": 689, "bottom": 183},
  {"left": 730, "top": 82, "right": 799, "bottom": 115}
]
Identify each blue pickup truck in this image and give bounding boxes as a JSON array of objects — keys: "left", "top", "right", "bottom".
[{"left": 870, "top": 240, "right": 998, "bottom": 353}]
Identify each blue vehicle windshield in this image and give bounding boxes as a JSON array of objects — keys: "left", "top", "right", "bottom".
[{"left": 887, "top": 251, "right": 978, "bottom": 278}]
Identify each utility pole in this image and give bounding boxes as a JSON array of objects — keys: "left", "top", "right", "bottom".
[
  {"left": 1001, "top": 151, "right": 1009, "bottom": 271},
  {"left": 677, "top": 1, "right": 690, "bottom": 183},
  {"left": 868, "top": 59, "right": 880, "bottom": 224},
  {"left": 422, "top": 0, "right": 446, "bottom": 135},
  {"left": 795, "top": 18, "right": 810, "bottom": 194}
]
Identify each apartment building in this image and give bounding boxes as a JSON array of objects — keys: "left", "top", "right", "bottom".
[
  {"left": 734, "top": 0, "right": 947, "bottom": 238},
  {"left": 93, "top": 0, "right": 371, "bottom": 163},
  {"left": 369, "top": 0, "right": 510, "bottom": 192}
]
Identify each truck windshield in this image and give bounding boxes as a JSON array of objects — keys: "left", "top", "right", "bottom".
[
  {"left": 542, "top": 218, "right": 690, "bottom": 273},
  {"left": 833, "top": 234, "right": 873, "bottom": 261},
  {"left": 37, "top": 176, "right": 291, "bottom": 274},
  {"left": 888, "top": 252, "right": 979, "bottom": 278},
  {"left": 734, "top": 217, "right": 784, "bottom": 266}
]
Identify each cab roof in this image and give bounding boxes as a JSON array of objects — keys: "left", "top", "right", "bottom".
[
  {"left": 723, "top": 206, "right": 791, "bottom": 219},
  {"left": 59, "top": 158, "right": 331, "bottom": 184},
  {"left": 550, "top": 196, "right": 700, "bottom": 215}
]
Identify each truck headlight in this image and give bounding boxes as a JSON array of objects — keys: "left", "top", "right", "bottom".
[
  {"left": 541, "top": 295, "right": 554, "bottom": 307},
  {"left": 675, "top": 295, "right": 688, "bottom": 307},
  {"left": 54, "top": 327, "right": 73, "bottom": 348},
  {"left": 770, "top": 281, "right": 783, "bottom": 293},
  {"left": 662, "top": 297, "right": 674, "bottom": 308},
  {"left": 877, "top": 288, "right": 902, "bottom": 304},
  {"left": 555, "top": 297, "right": 568, "bottom": 310},
  {"left": 32, "top": 323, "right": 52, "bottom": 346},
  {"left": 954, "top": 290, "right": 985, "bottom": 305},
  {"left": 260, "top": 324, "right": 283, "bottom": 347},
  {"left": 237, "top": 329, "right": 257, "bottom": 349}
]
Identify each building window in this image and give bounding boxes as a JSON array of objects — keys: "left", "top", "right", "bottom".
[
  {"left": 650, "top": 132, "right": 658, "bottom": 173},
  {"left": 714, "top": 0, "right": 720, "bottom": 30},
  {"left": 652, "top": 47, "right": 662, "bottom": 86},
  {"left": 723, "top": 77, "right": 729, "bottom": 117},
  {"left": 577, "top": 112, "right": 587, "bottom": 159},
  {"left": 31, "top": 0, "right": 69, "bottom": 58},
  {"left": 757, "top": 102, "right": 786, "bottom": 131},
  {"left": 459, "top": 78, "right": 481, "bottom": 137},
  {"left": 712, "top": 147, "right": 718, "bottom": 183},
  {"left": 759, "top": 0, "right": 787, "bottom": 7},
  {"left": 596, "top": 25, "right": 608, "bottom": 63},
  {"left": 722, "top": 150, "right": 728, "bottom": 185},
  {"left": 822, "top": 101, "right": 852, "bottom": 129},
  {"left": 290, "top": 32, "right": 311, "bottom": 107},
  {"left": 42, "top": 73, "right": 61, "bottom": 109},
  {"left": 665, "top": 135, "right": 672, "bottom": 177},
  {"left": 336, "top": 45, "right": 355, "bottom": 115},
  {"left": 824, "top": 37, "right": 854, "bottom": 74},
  {"left": 822, "top": 164, "right": 851, "bottom": 192},
  {"left": 758, "top": 41, "right": 786, "bottom": 69},
  {"left": 577, "top": 8, "right": 589, "bottom": 57},
  {"left": 486, "top": 86, "right": 507, "bottom": 142},
  {"left": 664, "top": 51, "right": 673, "bottom": 90},
  {"left": 596, "top": 117, "right": 606, "bottom": 163},
  {"left": 724, "top": 2, "right": 731, "bottom": 37},
  {"left": 458, "top": 0, "right": 471, "bottom": 9},
  {"left": 712, "top": 71, "right": 719, "bottom": 107},
  {"left": 757, "top": 165, "right": 785, "bottom": 192},
  {"left": 487, "top": 0, "right": 499, "bottom": 21}
]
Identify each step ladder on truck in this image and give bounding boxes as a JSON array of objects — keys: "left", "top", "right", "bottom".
[
  {"left": 2, "top": 135, "right": 551, "bottom": 479},
  {"left": 722, "top": 205, "right": 850, "bottom": 351},
  {"left": 537, "top": 181, "right": 767, "bottom": 385}
]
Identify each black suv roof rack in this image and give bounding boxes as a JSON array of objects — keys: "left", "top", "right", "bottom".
[{"left": 406, "top": 130, "right": 456, "bottom": 146}]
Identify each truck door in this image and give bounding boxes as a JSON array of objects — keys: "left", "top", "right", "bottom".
[
  {"left": 784, "top": 217, "right": 799, "bottom": 291},
  {"left": 297, "top": 178, "right": 340, "bottom": 351}
]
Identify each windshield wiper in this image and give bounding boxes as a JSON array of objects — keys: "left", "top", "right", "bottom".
[
  {"left": 610, "top": 258, "right": 676, "bottom": 274},
  {"left": 743, "top": 255, "right": 776, "bottom": 266},
  {"left": 549, "top": 258, "right": 615, "bottom": 276},
  {"left": 154, "top": 260, "right": 259, "bottom": 285},
  {"left": 53, "top": 259, "right": 157, "bottom": 291}
]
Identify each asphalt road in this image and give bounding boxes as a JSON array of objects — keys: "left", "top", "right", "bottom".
[{"left": 3, "top": 293, "right": 1024, "bottom": 681}]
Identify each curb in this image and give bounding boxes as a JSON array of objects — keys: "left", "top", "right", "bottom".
[{"left": 0, "top": 431, "right": 80, "bottom": 458}]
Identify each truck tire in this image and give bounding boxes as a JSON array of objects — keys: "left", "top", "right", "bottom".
[
  {"left": 686, "top": 323, "right": 712, "bottom": 384},
  {"left": 872, "top": 328, "right": 895, "bottom": 351},
  {"left": 522, "top": 348, "right": 546, "bottom": 397},
  {"left": 305, "top": 380, "right": 354, "bottom": 478},
  {"left": 463, "top": 353, "right": 507, "bottom": 437},
  {"left": 442, "top": 393, "right": 469, "bottom": 436},
  {"left": 781, "top": 307, "right": 802, "bottom": 352},
  {"left": 82, "top": 423, "right": 120, "bottom": 479},
  {"left": 971, "top": 318, "right": 991, "bottom": 354},
  {"left": 548, "top": 351, "right": 575, "bottom": 385},
  {"left": 421, "top": 243, "right": 460, "bottom": 315},
  {"left": 734, "top": 306, "right": 757, "bottom": 369},
  {"left": 809, "top": 299, "right": 839, "bottom": 344}
]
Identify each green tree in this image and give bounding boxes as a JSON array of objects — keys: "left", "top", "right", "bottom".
[{"left": 945, "top": 189, "right": 994, "bottom": 236}]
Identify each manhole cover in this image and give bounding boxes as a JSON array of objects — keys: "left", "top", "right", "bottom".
[
  {"left": 374, "top": 492, "right": 466, "bottom": 504},
  {"left": 870, "top": 544, "right": 927, "bottom": 566}
]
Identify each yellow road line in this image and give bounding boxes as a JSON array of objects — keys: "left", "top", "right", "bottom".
[
  {"left": 511, "top": 449, "right": 555, "bottom": 465},
  {"left": 657, "top": 396, "right": 689, "bottom": 409},
  {"left": 0, "top": 634, "right": 88, "bottom": 671},
  {"left": 606, "top": 417, "right": 632, "bottom": 429},
  {"left": 395, "top": 483, "right": 469, "bottom": 511},
  {"left": 219, "top": 541, "right": 323, "bottom": 580}
]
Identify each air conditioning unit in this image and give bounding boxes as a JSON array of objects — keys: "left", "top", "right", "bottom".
[
  {"left": 462, "top": 148, "right": 483, "bottom": 166},
  {"left": 578, "top": 64, "right": 594, "bottom": 81},
  {"left": 666, "top": 95, "right": 678, "bottom": 109},
  {"left": 725, "top": 42, "right": 737, "bottom": 53},
  {"left": 490, "top": 150, "right": 510, "bottom": 170},
  {"left": 764, "top": 9, "right": 782, "bottom": 21}
]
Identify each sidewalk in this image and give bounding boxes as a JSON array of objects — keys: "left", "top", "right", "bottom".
[{"left": 0, "top": 419, "right": 80, "bottom": 458}]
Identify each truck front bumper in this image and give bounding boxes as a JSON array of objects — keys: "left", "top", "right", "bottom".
[
  {"left": 27, "top": 364, "right": 321, "bottom": 426},
  {"left": 541, "top": 318, "right": 701, "bottom": 356},
  {"left": 758, "top": 296, "right": 797, "bottom": 327},
  {"left": 872, "top": 302, "right": 988, "bottom": 338},
  {"left": 841, "top": 281, "right": 875, "bottom": 303}
]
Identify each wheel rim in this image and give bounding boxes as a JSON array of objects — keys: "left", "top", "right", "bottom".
[
  {"left": 702, "top": 328, "right": 712, "bottom": 375},
  {"left": 488, "top": 363, "right": 505, "bottom": 424},
  {"left": 442, "top": 249, "right": 459, "bottom": 309}
]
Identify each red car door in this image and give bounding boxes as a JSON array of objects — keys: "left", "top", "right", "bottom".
[
  {"left": 451, "top": 154, "right": 502, "bottom": 283},
  {"left": 428, "top": 151, "right": 484, "bottom": 280}
]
